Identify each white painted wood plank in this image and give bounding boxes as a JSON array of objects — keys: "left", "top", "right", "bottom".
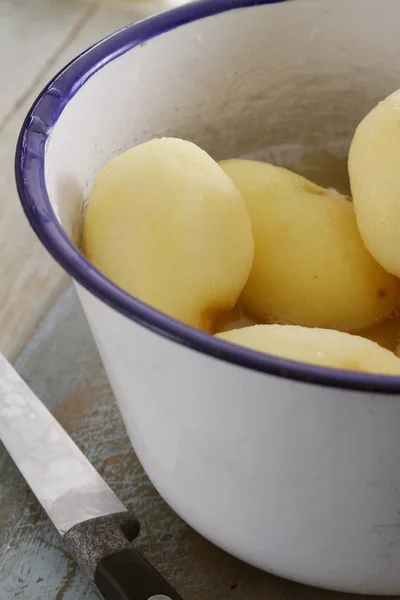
[
  {"left": 0, "top": 1, "right": 161, "bottom": 358},
  {"left": 102, "top": 0, "right": 190, "bottom": 15},
  {"left": 0, "top": 0, "right": 94, "bottom": 127}
]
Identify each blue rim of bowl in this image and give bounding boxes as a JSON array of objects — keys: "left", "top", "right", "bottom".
[{"left": 15, "top": 0, "right": 400, "bottom": 394}]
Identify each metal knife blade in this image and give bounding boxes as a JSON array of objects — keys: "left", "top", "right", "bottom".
[
  {"left": 0, "top": 352, "right": 126, "bottom": 535},
  {"left": 0, "top": 353, "right": 185, "bottom": 599}
]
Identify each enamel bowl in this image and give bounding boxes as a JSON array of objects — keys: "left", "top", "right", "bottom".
[{"left": 16, "top": 0, "right": 400, "bottom": 594}]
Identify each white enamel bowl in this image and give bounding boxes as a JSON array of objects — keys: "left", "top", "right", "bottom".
[{"left": 16, "top": 0, "right": 400, "bottom": 594}]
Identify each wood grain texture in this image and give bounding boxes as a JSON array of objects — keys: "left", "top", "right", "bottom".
[
  {"left": 0, "top": 0, "right": 163, "bottom": 359},
  {"left": 0, "top": 0, "right": 93, "bottom": 128},
  {"left": 0, "top": 0, "right": 94, "bottom": 358},
  {"left": 1, "top": 285, "right": 398, "bottom": 599}
]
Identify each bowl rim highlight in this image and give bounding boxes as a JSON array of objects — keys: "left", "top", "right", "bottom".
[{"left": 15, "top": 0, "right": 400, "bottom": 394}]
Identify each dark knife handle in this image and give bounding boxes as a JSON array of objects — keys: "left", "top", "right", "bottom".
[
  {"left": 64, "top": 512, "right": 184, "bottom": 600},
  {"left": 95, "top": 547, "right": 184, "bottom": 600}
]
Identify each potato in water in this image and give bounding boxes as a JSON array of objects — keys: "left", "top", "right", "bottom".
[
  {"left": 220, "top": 159, "right": 400, "bottom": 331},
  {"left": 349, "top": 88, "right": 400, "bottom": 278},
  {"left": 356, "top": 313, "right": 400, "bottom": 352},
  {"left": 214, "top": 303, "right": 258, "bottom": 334},
  {"left": 82, "top": 138, "right": 254, "bottom": 331},
  {"left": 218, "top": 325, "right": 400, "bottom": 375}
]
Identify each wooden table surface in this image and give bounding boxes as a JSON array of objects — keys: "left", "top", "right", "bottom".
[
  {"left": 0, "top": 0, "right": 169, "bottom": 361},
  {"left": 1, "top": 1, "right": 399, "bottom": 599}
]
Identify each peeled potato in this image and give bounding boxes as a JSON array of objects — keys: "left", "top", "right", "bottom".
[
  {"left": 349, "top": 89, "right": 400, "bottom": 278},
  {"left": 217, "top": 325, "right": 400, "bottom": 374},
  {"left": 220, "top": 159, "right": 400, "bottom": 331},
  {"left": 82, "top": 138, "right": 253, "bottom": 331}
]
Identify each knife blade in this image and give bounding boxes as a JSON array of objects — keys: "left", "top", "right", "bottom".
[{"left": 0, "top": 353, "right": 184, "bottom": 600}]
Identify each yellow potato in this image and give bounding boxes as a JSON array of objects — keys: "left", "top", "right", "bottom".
[
  {"left": 217, "top": 325, "right": 400, "bottom": 375},
  {"left": 220, "top": 159, "right": 400, "bottom": 331},
  {"left": 82, "top": 138, "right": 253, "bottom": 331},
  {"left": 349, "top": 89, "right": 400, "bottom": 278}
]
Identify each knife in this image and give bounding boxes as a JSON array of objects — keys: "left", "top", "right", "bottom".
[{"left": 0, "top": 353, "right": 184, "bottom": 600}]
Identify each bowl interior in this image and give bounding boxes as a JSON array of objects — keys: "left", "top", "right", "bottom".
[
  {"left": 16, "top": 0, "right": 400, "bottom": 392},
  {"left": 43, "top": 0, "right": 400, "bottom": 246}
]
